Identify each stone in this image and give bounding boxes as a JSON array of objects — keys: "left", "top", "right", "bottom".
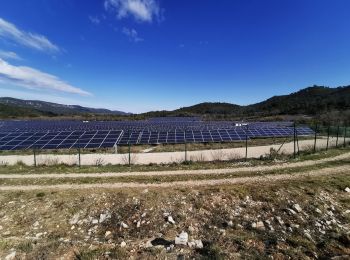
[
  {"left": 188, "top": 225, "right": 195, "bottom": 233},
  {"left": 193, "top": 239, "right": 203, "bottom": 249},
  {"left": 120, "top": 241, "right": 126, "bottom": 247},
  {"left": 275, "top": 216, "right": 284, "bottom": 226},
  {"left": 92, "top": 219, "right": 98, "bottom": 224},
  {"left": 287, "top": 209, "right": 297, "bottom": 215},
  {"left": 136, "top": 220, "right": 141, "bottom": 228},
  {"left": 252, "top": 221, "right": 265, "bottom": 230},
  {"left": 166, "top": 244, "right": 175, "bottom": 251},
  {"left": 345, "top": 187, "right": 350, "bottom": 193},
  {"left": 304, "top": 230, "right": 313, "bottom": 241},
  {"left": 105, "top": 231, "right": 112, "bottom": 239},
  {"left": 292, "top": 204, "right": 302, "bottom": 213},
  {"left": 69, "top": 213, "right": 80, "bottom": 225},
  {"left": 5, "top": 251, "right": 16, "bottom": 260},
  {"left": 99, "top": 213, "right": 110, "bottom": 223},
  {"left": 33, "top": 221, "right": 39, "bottom": 228},
  {"left": 121, "top": 222, "right": 129, "bottom": 229},
  {"left": 175, "top": 231, "right": 188, "bottom": 245},
  {"left": 167, "top": 216, "right": 175, "bottom": 224},
  {"left": 145, "top": 240, "right": 153, "bottom": 248},
  {"left": 227, "top": 220, "right": 234, "bottom": 227}
]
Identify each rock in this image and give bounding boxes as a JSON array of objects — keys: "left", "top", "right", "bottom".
[
  {"left": 188, "top": 241, "right": 196, "bottom": 248},
  {"left": 105, "top": 231, "right": 112, "bottom": 239},
  {"left": 227, "top": 220, "right": 234, "bottom": 227},
  {"left": 275, "top": 216, "right": 284, "bottom": 226},
  {"left": 121, "top": 222, "right": 129, "bottom": 229},
  {"left": 193, "top": 239, "right": 203, "bottom": 249},
  {"left": 175, "top": 231, "right": 189, "bottom": 245},
  {"left": 315, "top": 208, "right": 322, "bottom": 214},
  {"left": 167, "top": 216, "right": 175, "bottom": 224},
  {"left": 188, "top": 225, "right": 195, "bottom": 233},
  {"left": 99, "top": 213, "right": 110, "bottom": 223},
  {"left": 252, "top": 221, "right": 265, "bottom": 230},
  {"left": 145, "top": 240, "right": 153, "bottom": 248},
  {"left": 292, "top": 204, "right": 302, "bottom": 213},
  {"left": 92, "top": 219, "right": 98, "bottom": 224},
  {"left": 136, "top": 220, "right": 141, "bottom": 228},
  {"left": 3, "top": 231, "right": 11, "bottom": 236},
  {"left": 5, "top": 251, "right": 16, "bottom": 260},
  {"left": 120, "top": 241, "right": 126, "bottom": 247},
  {"left": 166, "top": 244, "right": 175, "bottom": 251},
  {"left": 33, "top": 221, "right": 39, "bottom": 228},
  {"left": 287, "top": 209, "right": 297, "bottom": 215},
  {"left": 304, "top": 230, "right": 313, "bottom": 241},
  {"left": 219, "top": 229, "right": 226, "bottom": 235},
  {"left": 345, "top": 187, "right": 350, "bottom": 193},
  {"left": 69, "top": 213, "right": 80, "bottom": 225}
]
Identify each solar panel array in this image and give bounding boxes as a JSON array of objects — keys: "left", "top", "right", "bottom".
[{"left": 0, "top": 119, "right": 314, "bottom": 151}]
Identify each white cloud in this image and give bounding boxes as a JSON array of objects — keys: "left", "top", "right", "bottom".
[
  {"left": 0, "top": 17, "right": 59, "bottom": 53},
  {"left": 0, "top": 58, "right": 91, "bottom": 96},
  {"left": 0, "top": 50, "right": 21, "bottom": 60},
  {"left": 122, "top": 27, "right": 143, "bottom": 42},
  {"left": 89, "top": 15, "right": 101, "bottom": 25},
  {"left": 105, "top": 0, "right": 161, "bottom": 23}
]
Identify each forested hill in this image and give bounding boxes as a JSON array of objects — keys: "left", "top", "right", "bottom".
[
  {"left": 0, "top": 86, "right": 349, "bottom": 121},
  {"left": 143, "top": 86, "right": 350, "bottom": 122}
]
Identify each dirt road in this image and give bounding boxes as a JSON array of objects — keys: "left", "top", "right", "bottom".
[{"left": 0, "top": 165, "right": 348, "bottom": 191}]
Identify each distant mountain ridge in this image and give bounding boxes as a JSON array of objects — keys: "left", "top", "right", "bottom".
[
  {"left": 142, "top": 85, "right": 350, "bottom": 122},
  {"left": 0, "top": 97, "right": 129, "bottom": 117},
  {"left": 0, "top": 85, "right": 349, "bottom": 120}
]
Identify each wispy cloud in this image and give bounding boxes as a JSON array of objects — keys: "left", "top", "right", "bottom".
[
  {"left": 89, "top": 15, "right": 101, "bottom": 25},
  {"left": 122, "top": 27, "right": 143, "bottom": 42},
  {"left": 0, "top": 58, "right": 91, "bottom": 96},
  {"left": 0, "top": 17, "right": 59, "bottom": 53},
  {"left": 0, "top": 50, "right": 21, "bottom": 60},
  {"left": 104, "top": 0, "right": 162, "bottom": 23}
]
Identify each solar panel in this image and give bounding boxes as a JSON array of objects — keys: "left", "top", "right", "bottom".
[{"left": 0, "top": 119, "right": 314, "bottom": 151}]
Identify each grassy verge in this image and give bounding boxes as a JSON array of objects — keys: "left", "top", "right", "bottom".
[{"left": 0, "top": 146, "right": 349, "bottom": 175}]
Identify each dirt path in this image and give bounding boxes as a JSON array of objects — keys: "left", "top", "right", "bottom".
[
  {"left": 0, "top": 165, "right": 348, "bottom": 191},
  {"left": 1, "top": 152, "right": 349, "bottom": 179}
]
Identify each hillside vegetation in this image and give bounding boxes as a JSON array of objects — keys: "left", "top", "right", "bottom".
[
  {"left": 144, "top": 85, "right": 350, "bottom": 123},
  {"left": 0, "top": 85, "right": 349, "bottom": 123}
]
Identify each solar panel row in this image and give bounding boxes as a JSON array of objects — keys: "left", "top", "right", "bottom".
[
  {"left": 0, "top": 130, "right": 123, "bottom": 150},
  {"left": 0, "top": 120, "right": 293, "bottom": 132},
  {"left": 0, "top": 127, "right": 314, "bottom": 151}
]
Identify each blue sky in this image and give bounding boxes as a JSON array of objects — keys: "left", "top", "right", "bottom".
[{"left": 0, "top": 0, "right": 350, "bottom": 113}]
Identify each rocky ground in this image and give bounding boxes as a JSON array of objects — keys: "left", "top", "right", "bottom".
[{"left": 0, "top": 173, "right": 350, "bottom": 259}]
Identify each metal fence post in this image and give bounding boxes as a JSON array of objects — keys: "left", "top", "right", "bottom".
[
  {"left": 326, "top": 125, "right": 330, "bottom": 151},
  {"left": 128, "top": 142, "right": 131, "bottom": 166},
  {"left": 344, "top": 126, "right": 347, "bottom": 148},
  {"left": 313, "top": 123, "right": 318, "bottom": 153},
  {"left": 185, "top": 141, "right": 187, "bottom": 162},
  {"left": 33, "top": 148, "right": 37, "bottom": 167},
  {"left": 293, "top": 123, "right": 296, "bottom": 159},
  {"left": 336, "top": 125, "right": 340, "bottom": 148},
  {"left": 245, "top": 125, "right": 248, "bottom": 161},
  {"left": 78, "top": 137, "right": 81, "bottom": 167},
  {"left": 296, "top": 129, "right": 300, "bottom": 156}
]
